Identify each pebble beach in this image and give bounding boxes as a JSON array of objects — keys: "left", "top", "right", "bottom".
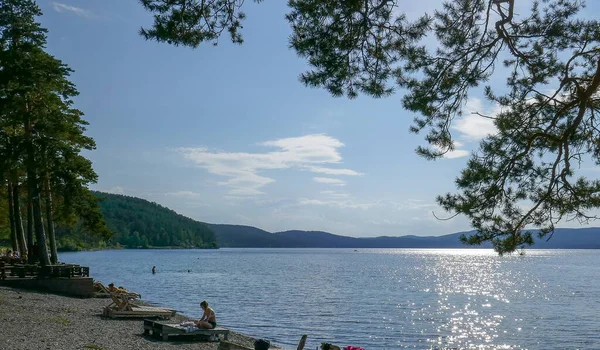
[{"left": 0, "top": 286, "right": 272, "bottom": 350}]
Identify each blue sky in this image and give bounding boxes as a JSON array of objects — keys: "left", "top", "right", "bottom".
[{"left": 37, "top": 1, "right": 600, "bottom": 237}]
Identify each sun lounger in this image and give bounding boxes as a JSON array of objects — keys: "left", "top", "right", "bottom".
[
  {"left": 93, "top": 282, "right": 112, "bottom": 297},
  {"left": 143, "top": 319, "right": 230, "bottom": 341},
  {"left": 94, "top": 281, "right": 141, "bottom": 299},
  {"left": 103, "top": 293, "right": 175, "bottom": 318}
]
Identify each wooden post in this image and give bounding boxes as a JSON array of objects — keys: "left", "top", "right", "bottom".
[{"left": 297, "top": 335, "right": 308, "bottom": 350}]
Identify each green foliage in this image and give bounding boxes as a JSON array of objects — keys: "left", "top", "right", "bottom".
[
  {"left": 56, "top": 187, "right": 112, "bottom": 241},
  {"left": 287, "top": 0, "right": 429, "bottom": 99},
  {"left": 139, "top": 0, "right": 600, "bottom": 254},
  {"left": 90, "top": 191, "right": 218, "bottom": 249},
  {"left": 139, "top": 0, "right": 264, "bottom": 47}
]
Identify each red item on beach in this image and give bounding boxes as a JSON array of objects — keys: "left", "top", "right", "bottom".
[{"left": 345, "top": 347, "right": 365, "bottom": 350}]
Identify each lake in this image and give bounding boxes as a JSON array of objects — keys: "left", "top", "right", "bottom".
[{"left": 61, "top": 248, "right": 600, "bottom": 349}]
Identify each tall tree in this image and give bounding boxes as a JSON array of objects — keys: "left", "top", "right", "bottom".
[
  {"left": 6, "top": 181, "right": 17, "bottom": 251},
  {"left": 140, "top": 0, "right": 600, "bottom": 254},
  {"left": 26, "top": 201, "right": 33, "bottom": 262},
  {"left": 0, "top": 183, "right": 9, "bottom": 241},
  {"left": 43, "top": 176, "right": 57, "bottom": 263},
  {"left": 1, "top": 0, "right": 51, "bottom": 264},
  {"left": 0, "top": 0, "right": 109, "bottom": 263},
  {"left": 11, "top": 181, "right": 26, "bottom": 256}
]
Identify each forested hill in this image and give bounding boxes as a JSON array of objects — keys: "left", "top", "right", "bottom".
[
  {"left": 94, "top": 192, "right": 218, "bottom": 249},
  {"left": 56, "top": 192, "right": 218, "bottom": 250},
  {"left": 208, "top": 224, "right": 600, "bottom": 249}
]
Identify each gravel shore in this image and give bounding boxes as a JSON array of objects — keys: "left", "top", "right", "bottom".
[{"left": 0, "top": 286, "right": 273, "bottom": 350}]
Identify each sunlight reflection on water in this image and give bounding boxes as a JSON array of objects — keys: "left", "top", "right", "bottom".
[{"left": 62, "top": 248, "right": 600, "bottom": 349}]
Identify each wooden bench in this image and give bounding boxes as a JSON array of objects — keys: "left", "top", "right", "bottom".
[
  {"left": 103, "top": 294, "right": 173, "bottom": 319},
  {"left": 143, "top": 319, "right": 230, "bottom": 342}
]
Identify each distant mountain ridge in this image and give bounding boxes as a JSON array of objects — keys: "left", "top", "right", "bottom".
[
  {"left": 207, "top": 224, "right": 600, "bottom": 249},
  {"left": 50, "top": 192, "right": 600, "bottom": 250}
]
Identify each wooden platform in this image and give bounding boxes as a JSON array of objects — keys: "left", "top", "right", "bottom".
[
  {"left": 0, "top": 276, "right": 94, "bottom": 297},
  {"left": 144, "top": 319, "right": 230, "bottom": 342},
  {"left": 103, "top": 305, "right": 176, "bottom": 318}
]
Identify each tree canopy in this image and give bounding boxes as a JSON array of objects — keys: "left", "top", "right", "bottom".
[{"left": 140, "top": 0, "right": 600, "bottom": 254}]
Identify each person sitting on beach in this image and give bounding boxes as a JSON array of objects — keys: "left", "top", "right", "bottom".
[
  {"left": 108, "top": 283, "right": 118, "bottom": 293},
  {"left": 195, "top": 300, "right": 217, "bottom": 329}
]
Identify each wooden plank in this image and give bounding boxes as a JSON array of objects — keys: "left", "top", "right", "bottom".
[
  {"left": 143, "top": 319, "right": 229, "bottom": 341},
  {"left": 105, "top": 305, "right": 175, "bottom": 318}
]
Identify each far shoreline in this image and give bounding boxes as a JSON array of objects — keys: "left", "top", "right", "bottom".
[{"left": 57, "top": 246, "right": 600, "bottom": 253}]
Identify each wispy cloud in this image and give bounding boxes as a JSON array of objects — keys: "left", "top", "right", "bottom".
[
  {"left": 52, "top": 2, "right": 92, "bottom": 18},
  {"left": 430, "top": 140, "right": 470, "bottom": 159},
  {"left": 306, "top": 166, "right": 363, "bottom": 176},
  {"left": 165, "top": 191, "right": 202, "bottom": 198},
  {"left": 430, "top": 97, "right": 502, "bottom": 159},
  {"left": 443, "top": 141, "right": 470, "bottom": 159},
  {"left": 320, "top": 190, "right": 351, "bottom": 198},
  {"left": 313, "top": 177, "right": 346, "bottom": 186},
  {"left": 297, "top": 198, "right": 373, "bottom": 210},
  {"left": 454, "top": 97, "right": 500, "bottom": 141},
  {"left": 178, "top": 134, "right": 360, "bottom": 196},
  {"left": 297, "top": 197, "right": 438, "bottom": 212}
]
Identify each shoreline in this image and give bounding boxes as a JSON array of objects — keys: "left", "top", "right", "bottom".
[
  {"left": 57, "top": 246, "right": 219, "bottom": 253},
  {"left": 0, "top": 286, "right": 279, "bottom": 350}
]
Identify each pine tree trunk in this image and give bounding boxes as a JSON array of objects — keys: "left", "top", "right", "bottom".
[
  {"left": 29, "top": 174, "right": 49, "bottom": 265},
  {"left": 7, "top": 181, "right": 18, "bottom": 252},
  {"left": 29, "top": 176, "right": 49, "bottom": 265},
  {"left": 12, "top": 182, "right": 28, "bottom": 257},
  {"left": 27, "top": 200, "right": 34, "bottom": 263},
  {"left": 44, "top": 177, "right": 58, "bottom": 264},
  {"left": 26, "top": 130, "right": 50, "bottom": 266}
]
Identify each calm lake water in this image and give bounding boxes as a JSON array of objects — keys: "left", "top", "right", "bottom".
[{"left": 61, "top": 248, "right": 600, "bottom": 349}]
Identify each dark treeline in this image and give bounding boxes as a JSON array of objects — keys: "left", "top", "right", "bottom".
[{"left": 0, "top": 1, "right": 110, "bottom": 264}]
